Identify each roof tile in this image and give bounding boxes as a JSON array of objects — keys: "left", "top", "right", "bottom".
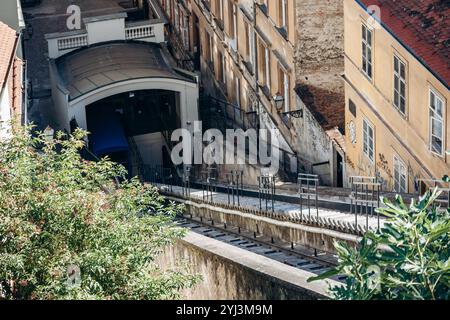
[{"left": 0, "top": 21, "right": 17, "bottom": 90}]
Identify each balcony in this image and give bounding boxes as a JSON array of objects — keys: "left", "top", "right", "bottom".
[{"left": 45, "top": 13, "right": 165, "bottom": 59}]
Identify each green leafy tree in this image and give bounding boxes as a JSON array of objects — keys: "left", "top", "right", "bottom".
[
  {"left": 0, "top": 125, "right": 199, "bottom": 300},
  {"left": 310, "top": 190, "right": 450, "bottom": 300}
]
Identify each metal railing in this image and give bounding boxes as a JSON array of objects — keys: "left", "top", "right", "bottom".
[
  {"left": 226, "top": 170, "right": 244, "bottom": 206},
  {"left": 182, "top": 167, "right": 192, "bottom": 197},
  {"left": 298, "top": 173, "right": 319, "bottom": 219},
  {"left": 258, "top": 174, "right": 276, "bottom": 212},
  {"left": 349, "top": 176, "right": 381, "bottom": 230},
  {"left": 201, "top": 167, "right": 217, "bottom": 202}
]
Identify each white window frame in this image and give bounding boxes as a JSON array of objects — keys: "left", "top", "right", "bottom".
[
  {"left": 363, "top": 118, "right": 375, "bottom": 162},
  {"left": 393, "top": 155, "right": 408, "bottom": 193},
  {"left": 429, "top": 88, "right": 445, "bottom": 157},
  {"left": 393, "top": 55, "right": 407, "bottom": 115},
  {"left": 362, "top": 24, "right": 373, "bottom": 79}
]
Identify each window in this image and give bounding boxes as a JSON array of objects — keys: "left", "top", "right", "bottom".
[
  {"left": 227, "top": 1, "right": 237, "bottom": 40},
  {"left": 234, "top": 75, "right": 241, "bottom": 107},
  {"left": 393, "top": 55, "right": 407, "bottom": 114},
  {"left": 182, "top": 14, "right": 190, "bottom": 49},
  {"left": 362, "top": 24, "right": 373, "bottom": 79},
  {"left": 429, "top": 89, "right": 445, "bottom": 156},
  {"left": 257, "top": 38, "right": 270, "bottom": 90},
  {"left": 243, "top": 21, "right": 255, "bottom": 72},
  {"left": 165, "top": 0, "right": 171, "bottom": 18},
  {"left": 204, "top": 32, "right": 214, "bottom": 67},
  {"left": 218, "top": 51, "right": 226, "bottom": 85},
  {"left": 215, "top": 0, "right": 224, "bottom": 25},
  {"left": 393, "top": 156, "right": 407, "bottom": 193},
  {"left": 277, "top": 66, "right": 290, "bottom": 113},
  {"left": 174, "top": 4, "right": 179, "bottom": 31},
  {"left": 363, "top": 118, "right": 374, "bottom": 162},
  {"left": 278, "top": 0, "right": 288, "bottom": 30}
]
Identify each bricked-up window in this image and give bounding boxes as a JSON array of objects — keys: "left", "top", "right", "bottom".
[
  {"left": 349, "top": 99, "right": 357, "bottom": 117},
  {"left": 429, "top": 89, "right": 445, "bottom": 156},
  {"left": 362, "top": 24, "right": 373, "bottom": 79},
  {"left": 393, "top": 55, "right": 407, "bottom": 115},
  {"left": 393, "top": 155, "right": 408, "bottom": 193},
  {"left": 363, "top": 118, "right": 374, "bottom": 162}
]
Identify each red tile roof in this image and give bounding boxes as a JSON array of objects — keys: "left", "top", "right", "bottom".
[
  {"left": 359, "top": 0, "right": 450, "bottom": 88},
  {"left": 0, "top": 21, "right": 18, "bottom": 91}
]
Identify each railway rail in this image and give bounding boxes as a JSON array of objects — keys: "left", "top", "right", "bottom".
[{"left": 176, "top": 215, "right": 347, "bottom": 283}]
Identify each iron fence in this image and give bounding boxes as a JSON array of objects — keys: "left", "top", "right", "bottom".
[
  {"left": 298, "top": 173, "right": 319, "bottom": 219},
  {"left": 226, "top": 170, "right": 244, "bottom": 206},
  {"left": 349, "top": 176, "right": 381, "bottom": 230},
  {"left": 258, "top": 174, "right": 276, "bottom": 212}
]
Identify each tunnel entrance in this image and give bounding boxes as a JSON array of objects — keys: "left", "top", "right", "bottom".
[{"left": 85, "top": 89, "right": 181, "bottom": 176}]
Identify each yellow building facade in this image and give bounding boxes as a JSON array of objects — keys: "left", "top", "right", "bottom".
[{"left": 343, "top": 0, "right": 450, "bottom": 192}]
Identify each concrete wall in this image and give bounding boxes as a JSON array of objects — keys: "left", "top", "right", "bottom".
[
  {"left": 134, "top": 132, "right": 165, "bottom": 166},
  {"left": 86, "top": 16, "right": 126, "bottom": 44},
  {"left": 46, "top": 14, "right": 165, "bottom": 59},
  {"left": 157, "top": 231, "right": 336, "bottom": 300},
  {"left": 48, "top": 60, "right": 70, "bottom": 131}
]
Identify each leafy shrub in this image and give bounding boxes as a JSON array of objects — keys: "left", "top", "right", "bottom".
[
  {"left": 0, "top": 126, "right": 199, "bottom": 299},
  {"left": 310, "top": 190, "right": 450, "bottom": 300}
]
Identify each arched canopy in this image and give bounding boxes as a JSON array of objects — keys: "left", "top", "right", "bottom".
[{"left": 55, "top": 41, "right": 196, "bottom": 101}]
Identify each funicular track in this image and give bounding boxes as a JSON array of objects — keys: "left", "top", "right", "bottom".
[{"left": 176, "top": 215, "right": 347, "bottom": 283}]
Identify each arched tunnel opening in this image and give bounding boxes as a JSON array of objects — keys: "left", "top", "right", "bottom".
[{"left": 85, "top": 89, "right": 181, "bottom": 177}]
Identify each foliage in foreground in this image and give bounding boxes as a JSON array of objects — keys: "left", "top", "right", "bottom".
[
  {"left": 310, "top": 190, "right": 450, "bottom": 300},
  {"left": 0, "top": 126, "right": 199, "bottom": 300}
]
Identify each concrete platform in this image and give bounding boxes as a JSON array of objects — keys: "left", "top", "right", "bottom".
[{"left": 157, "top": 184, "right": 385, "bottom": 231}]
